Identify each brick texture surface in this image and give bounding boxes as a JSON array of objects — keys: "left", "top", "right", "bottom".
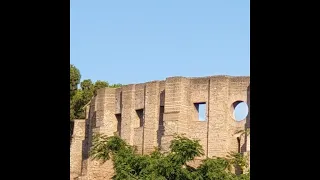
[{"left": 70, "top": 75, "right": 250, "bottom": 180}]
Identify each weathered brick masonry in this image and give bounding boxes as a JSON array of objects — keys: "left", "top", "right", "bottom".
[{"left": 70, "top": 75, "right": 250, "bottom": 180}]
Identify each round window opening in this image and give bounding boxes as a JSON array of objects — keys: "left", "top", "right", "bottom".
[{"left": 232, "top": 101, "right": 249, "bottom": 121}]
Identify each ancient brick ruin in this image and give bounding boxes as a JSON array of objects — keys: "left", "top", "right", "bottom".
[{"left": 70, "top": 75, "right": 250, "bottom": 180}]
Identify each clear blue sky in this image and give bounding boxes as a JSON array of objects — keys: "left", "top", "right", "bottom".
[{"left": 71, "top": 0, "right": 250, "bottom": 119}]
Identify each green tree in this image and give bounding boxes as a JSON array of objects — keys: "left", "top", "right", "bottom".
[
  {"left": 81, "top": 79, "right": 94, "bottom": 91},
  {"left": 70, "top": 79, "right": 120, "bottom": 120},
  {"left": 71, "top": 79, "right": 94, "bottom": 120},
  {"left": 70, "top": 104, "right": 75, "bottom": 120},
  {"left": 70, "top": 64, "right": 81, "bottom": 121},
  {"left": 169, "top": 134, "right": 204, "bottom": 166},
  {"left": 197, "top": 157, "right": 234, "bottom": 180},
  {"left": 71, "top": 90, "right": 85, "bottom": 119},
  {"left": 70, "top": 64, "right": 81, "bottom": 98},
  {"left": 81, "top": 79, "right": 94, "bottom": 105},
  {"left": 89, "top": 134, "right": 250, "bottom": 180},
  {"left": 70, "top": 75, "right": 123, "bottom": 121},
  {"left": 93, "top": 80, "right": 109, "bottom": 96},
  {"left": 109, "top": 83, "right": 123, "bottom": 88},
  {"left": 225, "top": 152, "right": 249, "bottom": 175}
]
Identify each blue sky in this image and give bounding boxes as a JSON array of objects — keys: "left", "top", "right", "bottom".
[{"left": 71, "top": 0, "right": 249, "bottom": 119}]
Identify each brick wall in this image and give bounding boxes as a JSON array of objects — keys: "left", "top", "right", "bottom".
[
  {"left": 70, "top": 119, "right": 86, "bottom": 179},
  {"left": 70, "top": 75, "right": 250, "bottom": 180}
]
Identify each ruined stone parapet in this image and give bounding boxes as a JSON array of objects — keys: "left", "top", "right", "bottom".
[
  {"left": 70, "top": 75, "right": 250, "bottom": 180},
  {"left": 70, "top": 119, "right": 86, "bottom": 179}
]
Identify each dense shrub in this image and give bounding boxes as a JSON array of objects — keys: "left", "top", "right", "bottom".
[{"left": 90, "top": 133, "right": 250, "bottom": 180}]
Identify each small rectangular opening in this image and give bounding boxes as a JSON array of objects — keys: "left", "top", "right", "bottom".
[
  {"left": 136, "top": 109, "right": 144, "bottom": 127},
  {"left": 116, "top": 114, "right": 122, "bottom": 136},
  {"left": 158, "top": 106, "right": 165, "bottom": 147},
  {"left": 159, "top": 106, "right": 164, "bottom": 126},
  {"left": 194, "top": 102, "right": 206, "bottom": 121}
]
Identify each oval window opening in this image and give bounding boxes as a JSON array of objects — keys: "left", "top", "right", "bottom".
[{"left": 233, "top": 101, "right": 249, "bottom": 121}]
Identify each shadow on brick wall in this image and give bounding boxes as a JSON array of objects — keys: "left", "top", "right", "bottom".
[{"left": 241, "top": 85, "right": 250, "bottom": 153}]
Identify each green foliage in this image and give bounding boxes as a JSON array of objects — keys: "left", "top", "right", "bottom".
[
  {"left": 93, "top": 80, "right": 109, "bottom": 95},
  {"left": 169, "top": 134, "right": 204, "bottom": 165},
  {"left": 70, "top": 90, "right": 86, "bottom": 119},
  {"left": 81, "top": 79, "right": 94, "bottom": 105},
  {"left": 70, "top": 64, "right": 124, "bottom": 121},
  {"left": 197, "top": 158, "right": 234, "bottom": 180},
  {"left": 70, "top": 103, "right": 75, "bottom": 120},
  {"left": 89, "top": 134, "right": 250, "bottom": 180},
  {"left": 70, "top": 64, "right": 81, "bottom": 98},
  {"left": 237, "top": 172, "right": 250, "bottom": 180},
  {"left": 90, "top": 134, "right": 129, "bottom": 163},
  {"left": 109, "top": 83, "right": 123, "bottom": 88},
  {"left": 225, "top": 152, "right": 249, "bottom": 173},
  {"left": 81, "top": 79, "right": 94, "bottom": 91}
]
